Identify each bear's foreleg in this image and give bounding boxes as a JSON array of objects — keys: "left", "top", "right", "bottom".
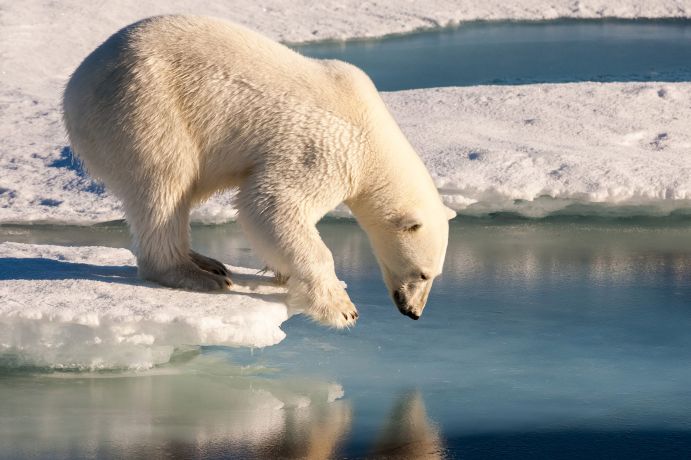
[
  {"left": 236, "top": 191, "right": 358, "bottom": 328},
  {"left": 286, "top": 272, "right": 359, "bottom": 328}
]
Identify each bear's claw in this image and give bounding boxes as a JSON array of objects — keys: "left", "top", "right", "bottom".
[
  {"left": 317, "top": 296, "right": 359, "bottom": 329},
  {"left": 144, "top": 262, "right": 232, "bottom": 292},
  {"left": 190, "top": 251, "right": 232, "bottom": 279},
  {"left": 300, "top": 291, "right": 359, "bottom": 329},
  {"left": 274, "top": 271, "right": 290, "bottom": 285}
]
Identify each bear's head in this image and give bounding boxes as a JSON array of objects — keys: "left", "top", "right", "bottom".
[{"left": 368, "top": 204, "right": 456, "bottom": 320}]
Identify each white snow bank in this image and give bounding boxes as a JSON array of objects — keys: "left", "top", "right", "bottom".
[
  {"left": 0, "top": 242, "right": 289, "bottom": 369},
  {"left": 2, "top": 82, "right": 689, "bottom": 223},
  {"left": 383, "top": 82, "right": 691, "bottom": 217},
  {"left": 2, "top": 1, "right": 691, "bottom": 223}
]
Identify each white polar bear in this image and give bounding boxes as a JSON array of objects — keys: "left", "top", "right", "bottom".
[{"left": 63, "top": 15, "right": 455, "bottom": 328}]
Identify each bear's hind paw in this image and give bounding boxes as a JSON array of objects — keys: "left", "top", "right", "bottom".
[
  {"left": 190, "top": 251, "right": 231, "bottom": 277},
  {"left": 145, "top": 262, "right": 232, "bottom": 292}
]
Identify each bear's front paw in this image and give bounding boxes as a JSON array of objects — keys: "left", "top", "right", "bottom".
[
  {"left": 310, "top": 294, "right": 359, "bottom": 329},
  {"left": 291, "top": 281, "right": 359, "bottom": 329}
]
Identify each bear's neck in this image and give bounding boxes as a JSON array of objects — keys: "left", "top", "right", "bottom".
[{"left": 345, "top": 116, "right": 436, "bottom": 229}]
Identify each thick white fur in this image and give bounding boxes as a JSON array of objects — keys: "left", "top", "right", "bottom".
[{"left": 63, "top": 15, "right": 454, "bottom": 328}]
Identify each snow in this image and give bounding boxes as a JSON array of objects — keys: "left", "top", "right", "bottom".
[
  {"left": 4, "top": 2, "right": 691, "bottom": 92},
  {"left": 383, "top": 83, "right": 691, "bottom": 217},
  {"left": 0, "top": 242, "right": 290, "bottom": 369},
  {"left": 2, "top": 1, "right": 691, "bottom": 223},
  {"left": 3, "top": 81, "right": 690, "bottom": 223}
]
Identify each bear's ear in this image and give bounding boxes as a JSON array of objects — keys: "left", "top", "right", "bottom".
[
  {"left": 392, "top": 211, "right": 423, "bottom": 232},
  {"left": 444, "top": 206, "right": 456, "bottom": 220}
]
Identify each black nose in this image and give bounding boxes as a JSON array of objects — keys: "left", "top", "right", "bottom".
[
  {"left": 400, "top": 308, "right": 420, "bottom": 320},
  {"left": 403, "top": 310, "right": 420, "bottom": 320}
]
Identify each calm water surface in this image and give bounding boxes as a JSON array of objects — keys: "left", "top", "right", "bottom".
[
  {"left": 1, "top": 219, "right": 690, "bottom": 459},
  {"left": 296, "top": 20, "right": 691, "bottom": 90}
]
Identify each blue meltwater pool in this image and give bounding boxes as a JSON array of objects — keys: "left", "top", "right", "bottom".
[
  {"left": 295, "top": 20, "right": 691, "bottom": 90},
  {"left": 1, "top": 218, "right": 690, "bottom": 459}
]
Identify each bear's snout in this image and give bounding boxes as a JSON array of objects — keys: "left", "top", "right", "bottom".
[
  {"left": 393, "top": 289, "right": 420, "bottom": 320},
  {"left": 393, "top": 289, "right": 405, "bottom": 307}
]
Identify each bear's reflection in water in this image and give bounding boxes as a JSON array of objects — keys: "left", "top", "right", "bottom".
[
  {"left": 372, "top": 391, "right": 445, "bottom": 459},
  {"left": 0, "top": 353, "right": 443, "bottom": 459},
  {"left": 256, "top": 390, "right": 444, "bottom": 459}
]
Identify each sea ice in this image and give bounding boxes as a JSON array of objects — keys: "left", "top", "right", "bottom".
[
  {"left": 383, "top": 83, "right": 691, "bottom": 217},
  {"left": 1, "top": 1, "right": 690, "bottom": 224},
  {"left": 2, "top": 82, "right": 689, "bottom": 223},
  {"left": 0, "top": 242, "right": 290, "bottom": 369}
]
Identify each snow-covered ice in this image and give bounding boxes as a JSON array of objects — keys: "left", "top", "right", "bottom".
[
  {"left": 2, "top": 1, "right": 691, "bottom": 223},
  {"left": 0, "top": 242, "right": 290, "bottom": 369},
  {"left": 384, "top": 83, "right": 691, "bottom": 217},
  {"left": 3, "top": 81, "right": 690, "bottom": 223}
]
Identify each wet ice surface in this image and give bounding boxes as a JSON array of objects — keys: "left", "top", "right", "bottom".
[{"left": 1, "top": 219, "right": 691, "bottom": 458}]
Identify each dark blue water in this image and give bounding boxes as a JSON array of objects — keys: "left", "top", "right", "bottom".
[
  {"left": 2, "top": 219, "right": 690, "bottom": 458},
  {"left": 228, "top": 219, "right": 691, "bottom": 459},
  {"left": 296, "top": 20, "right": 691, "bottom": 90}
]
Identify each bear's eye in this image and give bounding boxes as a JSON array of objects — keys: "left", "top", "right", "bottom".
[
  {"left": 406, "top": 223, "right": 422, "bottom": 232},
  {"left": 419, "top": 272, "right": 430, "bottom": 281}
]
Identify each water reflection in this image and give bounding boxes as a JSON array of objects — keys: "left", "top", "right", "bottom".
[
  {"left": 2, "top": 219, "right": 689, "bottom": 291},
  {"left": 2, "top": 220, "right": 690, "bottom": 457},
  {"left": 0, "top": 352, "right": 450, "bottom": 459},
  {"left": 372, "top": 391, "right": 445, "bottom": 459},
  {"left": 256, "top": 399, "right": 352, "bottom": 459},
  {"left": 0, "top": 353, "right": 346, "bottom": 459},
  {"left": 438, "top": 221, "right": 691, "bottom": 289}
]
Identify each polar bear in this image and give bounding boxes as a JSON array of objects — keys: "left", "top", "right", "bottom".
[{"left": 63, "top": 15, "right": 455, "bottom": 328}]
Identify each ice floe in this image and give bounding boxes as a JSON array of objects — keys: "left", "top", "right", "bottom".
[
  {"left": 2, "top": 82, "right": 689, "bottom": 223},
  {"left": 0, "top": 242, "right": 289, "bottom": 369},
  {"left": 383, "top": 82, "right": 691, "bottom": 217}
]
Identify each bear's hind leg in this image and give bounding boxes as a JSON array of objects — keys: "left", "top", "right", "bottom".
[{"left": 127, "top": 192, "right": 231, "bottom": 292}]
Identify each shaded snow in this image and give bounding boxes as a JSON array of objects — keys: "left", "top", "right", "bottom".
[{"left": 0, "top": 242, "right": 289, "bottom": 369}]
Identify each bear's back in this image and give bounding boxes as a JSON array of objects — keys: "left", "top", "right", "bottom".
[{"left": 66, "top": 15, "right": 378, "bottom": 135}]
